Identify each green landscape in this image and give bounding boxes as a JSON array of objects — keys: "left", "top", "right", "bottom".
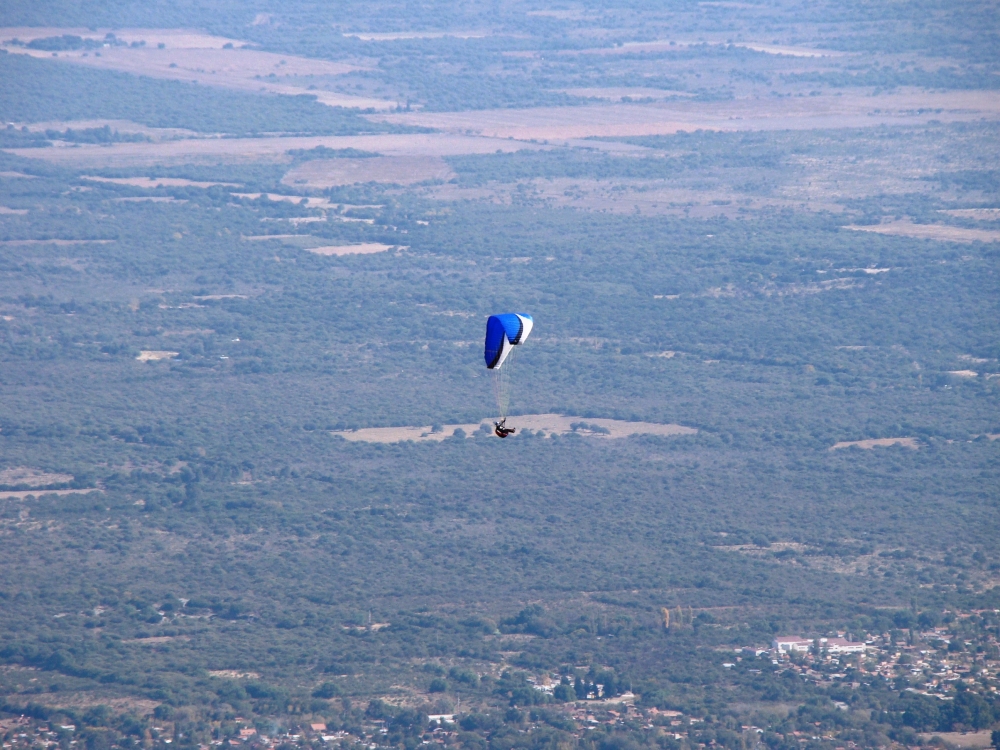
[{"left": 0, "top": 1, "right": 998, "bottom": 749}]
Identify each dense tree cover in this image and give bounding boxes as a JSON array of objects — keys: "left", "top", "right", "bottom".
[
  {"left": 1, "top": 1, "right": 999, "bottom": 744},
  {"left": 0, "top": 122, "right": 998, "bottom": 745}
]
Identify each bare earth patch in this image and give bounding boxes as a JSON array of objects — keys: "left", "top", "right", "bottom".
[
  {"left": 125, "top": 636, "right": 190, "bottom": 644},
  {"left": 136, "top": 350, "right": 179, "bottom": 361},
  {"left": 7, "top": 134, "right": 538, "bottom": 169},
  {"left": 829, "top": 437, "right": 920, "bottom": 450},
  {"left": 21, "top": 119, "right": 198, "bottom": 140},
  {"left": 307, "top": 243, "right": 397, "bottom": 256},
  {"left": 232, "top": 192, "right": 333, "bottom": 208},
  {"left": 208, "top": 670, "right": 261, "bottom": 679},
  {"left": 0, "top": 206, "right": 28, "bottom": 215},
  {"left": 282, "top": 156, "right": 456, "bottom": 188},
  {"left": 345, "top": 31, "right": 488, "bottom": 41},
  {"left": 564, "top": 39, "right": 841, "bottom": 58},
  {"left": 561, "top": 87, "right": 695, "bottom": 101},
  {"left": 333, "top": 414, "right": 697, "bottom": 443},
  {"left": 918, "top": 732, "right": 993, "bottom": 749},
  {"left": 7, "top": 693, "right": 159, "bottom": 713},
  {"left": 843, "top": 221, "right": 1000, "bottom": 243},
  {"left": 82, "top": 175, "right": 240, "bottom": 188},
  {"left": 377, "top": 90, "right": 1000, "bottom": 141},
  {"left": 0, "top": 467, "right": 74, "bottom": 486}
]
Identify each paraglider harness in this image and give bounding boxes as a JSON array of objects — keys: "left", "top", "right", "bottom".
[{"left": 494, "top": 419, "right": 515, "bottom": 438}]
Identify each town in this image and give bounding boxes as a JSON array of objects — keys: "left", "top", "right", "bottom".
[{"left": 3, "top": 609, "right": 998, "bottom": 750}]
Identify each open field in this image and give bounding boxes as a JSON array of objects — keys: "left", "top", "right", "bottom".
[
  {"left": 136, "top": 350, "right": 179, "bottom": 361},
  {"left": 843, "top": 221, "right": 1000, "bottom": 243},
  {"left": 306, "top": 243, "right": 397, "bottom": 256},
  {"left": 282, "top": 155, "right": 456, "bottom": 188},
  {"left": 232, "top": 193, "right": 334, "bottom": 208},
  {"left": 918, "top": 732, "right": 994, "bottom": 748},
  {"left": 20, "top": 119, "right": 199, "bottom": 140},
  {"left": 3, "top": 133, "right": 540, "bottom": 168},
  {"left": 378, "top": 90, "right": 1000, "bottom": 140},
  {"left": 332, "top": 414, "right": 697, "bottom": 443},
  {"left": 82, "top": 175, "right": 240, "bottom": 188},
  {"left": 0, "top": 468, "right": 74, "bottom": 486},
  {"left": 344, "top": 31, "right": 490, "bottom": 41},
  {"left": 560, "top": 87, "right": 696, "bottom": 101},
  {"left": 0, "top": 28, "right": 395, "bottom": 111},
  {"left": 829, "top": 437, "right": 920, "bottom": 450},
  {"left": 562, "top": 39, "right": 844, "bottom": 58},
  {"left": 207, "top": 670, "right": 261, "bottom": 679}
]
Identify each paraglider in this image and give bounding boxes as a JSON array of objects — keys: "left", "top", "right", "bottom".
[{"left": 484, "top": 313, "right": 533, "bottom": 437}]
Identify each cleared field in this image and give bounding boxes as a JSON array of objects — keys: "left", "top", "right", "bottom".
[
  {"left": 332, "top": 414, "right": 697, "bottom": 443},
  {"left": 918, "top": 732, "right": 993, "bottom": 749},
  {"left": 82, "top": 175, "right": 240, "bottom": 188},
  {"left": 829, "top": 437, "right": 920, "bottom": 450},
  {"left": 0, "top": 28, "right": 394, "bottom": 111},
  {"left": 940, "top": 208, "right": 1000, "bottom": 220},
  {"left": 5, "top": 134, "right": 539, "bottom": 168},
  {"left": 843, "top": 221, "right": 1000, "bottom": 243},
  {"left": 377, "top": 90, "right": 1000, "bottom": 141},
  {"left": 344, "top": 31, "right": 489, "bottom": 41},
  {"left": 0, "top": 206, "right": 28, "bottom": 215},
  {"left": 136, "top": 350, "right": 178, "bottom": 361},
  {"left": 307, "top": 243, "right": 397, "bottom": 256},
  {"left": 232, "top": 193, "right": 334, "bottom": 208},
  {"left": 21, "top": 119, "right": 198, "bottom": 140},
  {"left": 282, "top": 156, "right": 456, "bottom": 188},
  {"left": 563, "top": 39, "right": 842, "bottom": 58},
  {"left": 208, "top": 670, "right": 261, "bottom": 679},
  {"left": 0, "top": 468, "right": 74, "bottom": 486},
  {"left": 561, "top": 87, "right": 695, "bottom": 101}
]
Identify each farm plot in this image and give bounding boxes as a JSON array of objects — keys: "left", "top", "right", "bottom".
[
  {"left": 281, "top": 156, "right": 456, "bottom": 188},
  {"left": 82, "top": 175, "right": 240, "bottom": 188},
  {"left": 843, "top": 221, "right": 1000, "bottom": 243},
  {"left": 0, "top": 28, "right": 392, "bottom": 111},
  {"left": 306, "top": 243, "right": 397, "bottom": 256},
  {"left": 829, "top": 437, "right": 920, "bottom": 450},
  {"left": 377, "top": 90, "right": 1000, "bottom": 141},
  {"left": 5, "top": 134, "right": 539, "bottom": 169}
]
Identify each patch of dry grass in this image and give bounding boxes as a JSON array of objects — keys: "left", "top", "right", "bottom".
[
  {"left": 843, "top": 221, "right": 1000, "bottom": 243},
  {"left": 282, "top": 156, "right": 456, "bottom": 188},
  {"left": 0, "top": 468, "right": 74, "bottom": 487},
  {"left": 307, "top": 243, "right": 398, "bottom": 256},
  {"left": 136, "top": 350, "right": 178, "bottom": 361},
  {"left": 332, "top": 414, "right": 696, "bottom": 443},
  {"left": 82, "top": 175, "right": 239, "bottom": 188},
  {"left": 829, "top": 437, "right": 920, "bottom": 450}
]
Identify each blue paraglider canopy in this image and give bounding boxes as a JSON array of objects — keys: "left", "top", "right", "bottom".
[{"left": 484, "top": 313, "right": 533, "bottom": 369}]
